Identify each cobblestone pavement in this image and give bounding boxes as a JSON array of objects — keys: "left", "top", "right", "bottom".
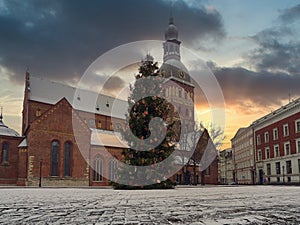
[{"left": 0, "top": 186, "right": 299, "bottom": 225}]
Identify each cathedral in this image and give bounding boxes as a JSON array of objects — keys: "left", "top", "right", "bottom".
[{"left": 0, "top": 16, "right": 218, "bottom": 186}]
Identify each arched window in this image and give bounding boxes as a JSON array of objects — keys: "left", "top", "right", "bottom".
[
  {"left": 64, "top": 142, "right": 72, "bottom": 177},
  {"left": 2, "top": 143, "right": 9, "bottom": 163},
  {"left": 93, "top": 156, "right": 103, "bottom": 181},
  {"left": 109, "top": 159, "right": 117, "bottom": 181},
  {"left": 51, "top": 141, "right": 59, "bottom": 176}
]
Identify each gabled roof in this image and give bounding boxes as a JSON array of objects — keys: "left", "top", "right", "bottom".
[
  {"left": 29, "top": 97, "right": 91, "bottom": 134},
  {"left": 29, "top": 76, "right": 127, "bottom": 119},
  {"left": 18, "top": 138, "right": 27, "bottom": 147},
  {"left": 231, "top": 127, "right": 247, "bottom": 140},
  {"left": 251, "top": 97, "right": 300, "bottom": 127},
  {"left": 0, "top": 116, "right": 20, "bottom": 137}
]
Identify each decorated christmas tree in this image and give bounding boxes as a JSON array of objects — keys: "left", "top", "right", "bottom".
[{"left": 113, "top": 55, "right": 176, "bottom": 189}]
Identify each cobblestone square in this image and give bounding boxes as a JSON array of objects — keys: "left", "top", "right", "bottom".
[{"left": 0, "top": 186, "right": 299, "bottom": 224}]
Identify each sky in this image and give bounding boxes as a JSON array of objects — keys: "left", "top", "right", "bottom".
[{"left": 0, "top": 0, "right": 300, "bottom": 149}]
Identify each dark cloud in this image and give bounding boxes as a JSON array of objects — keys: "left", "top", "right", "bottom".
[
  {"left": 0, "top": 0, "right": 225, "bottom": 87},
  {"left": 278, "top": 4, "right": 300, "bottom": 24},
  {"left": 245, "top": 3, "right": 300, "bottom": 76},
  {"left": 212, "top": 65, "right": 300, "bottom": 111},
  {"left": 248, "top": 30, "right": 300, "bottom": 75}
]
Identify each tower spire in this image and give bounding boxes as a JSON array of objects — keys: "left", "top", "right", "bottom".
[
  {"left": 169, "top": 8, "right": 174, "bottom": 24},
  {"left": 163, "top": 12, "right": 181, "bottom": 61}
]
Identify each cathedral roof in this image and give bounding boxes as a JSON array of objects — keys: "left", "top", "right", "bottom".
[
  {"left": 18, "top": 138, "right": 28, "bottom": 147},
  {"left": 90, "top": 129, "right": 129, "bottom": 148},
  {"left": 28, "top": 76, "right": 127, "bottom": 119},
  {"left": 0, "top": 114, "right": 20, "bottom": 137},
  {"left": 160, "top": 59, "right": 193, "bottom": 85}
]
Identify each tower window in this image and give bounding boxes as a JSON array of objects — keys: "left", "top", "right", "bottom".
[{"left": 185, "top": 108, "right": 189, "bottom": 117}]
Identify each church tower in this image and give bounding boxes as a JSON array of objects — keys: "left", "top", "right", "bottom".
[{"left": 160, "top": 15, "right": 195, "bottom": 134}]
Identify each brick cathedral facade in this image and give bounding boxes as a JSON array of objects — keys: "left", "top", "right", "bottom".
[{"left": 0, "top": 17, "right": 218, "bottom": 186}]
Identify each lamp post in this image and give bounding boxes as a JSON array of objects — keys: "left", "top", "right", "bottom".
[
  {"left": 282, "top": 165, "right": 285, "bottom": 184},
  {"left": 39, "top": 158, "right": 43, "bottom": 187}
]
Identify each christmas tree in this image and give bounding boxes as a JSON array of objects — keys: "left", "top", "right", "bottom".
[{"left": 113, "top": 55, "right": 176, "bottom": 189}]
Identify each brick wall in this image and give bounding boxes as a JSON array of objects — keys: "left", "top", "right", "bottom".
[
  {"left": 26, "top": 98, "right": 90, "bottom": 186},
  {"left": 0, "top": 136, "right": 22, "bottom": 185}
]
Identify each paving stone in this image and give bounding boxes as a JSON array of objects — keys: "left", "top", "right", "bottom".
[{"left": 0, "top": 186, "right": 299, "bottom": 224}]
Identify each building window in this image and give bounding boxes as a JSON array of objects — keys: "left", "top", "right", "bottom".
[
  {"left": 205, "top": 166, "right": 210, "bottom": 175},
  {"left": 264, "top": 132, "right": 269, "bottom": 143},
  {"left": 284, "top": 142, "right": 290, "bottom": 155},
  {"left": 274, "top": 145, "right": 280, "bottom": 157},
  {"left": 185, "top": 108, "right": 189, "bottom": 117},
  {"left": 51, "top": 141, "right": 59, "bottom": 176},
  {"left": 275, "top": 162, "right": 281, "bottom": 175},
  {"left": 273, "top": 128, "right": 278, "bottom": 140},
  {"left": 295, "top": 119, "right": 300, "bottom": 133},
  {"left": 257, "top": 149, "right": 262, "bottom": 161},
  {"left": 265, "top": 147, "right": 270, "bottom": 159},
  {"left": 1, "top": 143, "right": 9, "bottom": 163},
  {"left": 286, "top": 160, "right": 292, "bottom": 174},
  {"left": 266, "top": 163, "right": 271, "bottom": 175},
  {"left": 89, "top": 119, "right": 95, "bottom": 127},
  {"left": 296, "top": 139, "right": 300, "bottom": 153},
  {"left": 109, "top": 159, "right": 117, "bottom": 181},
  {"left": 36, "top": 108, "right": 41, "bottom": 117},
  {"left": 257, "top": 135, "right": 261, "bottom": 145},
  {"left": 298, "top": 159, "right": 300, "bottom": 173},
  {"left": 283, "top": 124, "right": 289, "bottom": 137},
  {"left": 178, "top": 88, "right": 182, "bottom": 98},
  {"left": 64, "top": 142, "right": 72, "bottom": 177},
  {"left": 97, "top": 121, "right": 102, "bottom": 129},
  {"left": 93, "top": 156, "right": 103, "bottom": 181}
]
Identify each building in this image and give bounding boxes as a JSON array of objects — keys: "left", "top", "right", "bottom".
[
  {"left": 0, "top": 111, "right": 23, "bottom": 185},
  {"left": 218, "top": 148, "right": 234, "bottom": 184},
  {"left": 0, "top": 16, "right": 218, "bottom": 186},
  {"left": 160, "top": 15, "right": 218, "bottom": 185},
  {"left": 252, "top": 98, "right": 300, "bottom": 184},
  {"left": 19, "top": 73, "right": 128, "bottom": 186},
  {"left": 231, "top": 127, "right": 255, "bottom": 184},
  {"left": 160, "top": 15, "right": 195, "bottom": 135}
]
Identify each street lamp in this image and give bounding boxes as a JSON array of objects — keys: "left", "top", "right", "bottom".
[
  {"left": 39, "top": 158, "right": 43, "bottom": 187},
  {"left": 282, "top": 165, "right": 285, "bottom": 184}
]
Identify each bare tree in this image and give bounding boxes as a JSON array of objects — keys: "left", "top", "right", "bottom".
[{"left": 199, "top": 121, "right": 225, "bottom": 150}]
